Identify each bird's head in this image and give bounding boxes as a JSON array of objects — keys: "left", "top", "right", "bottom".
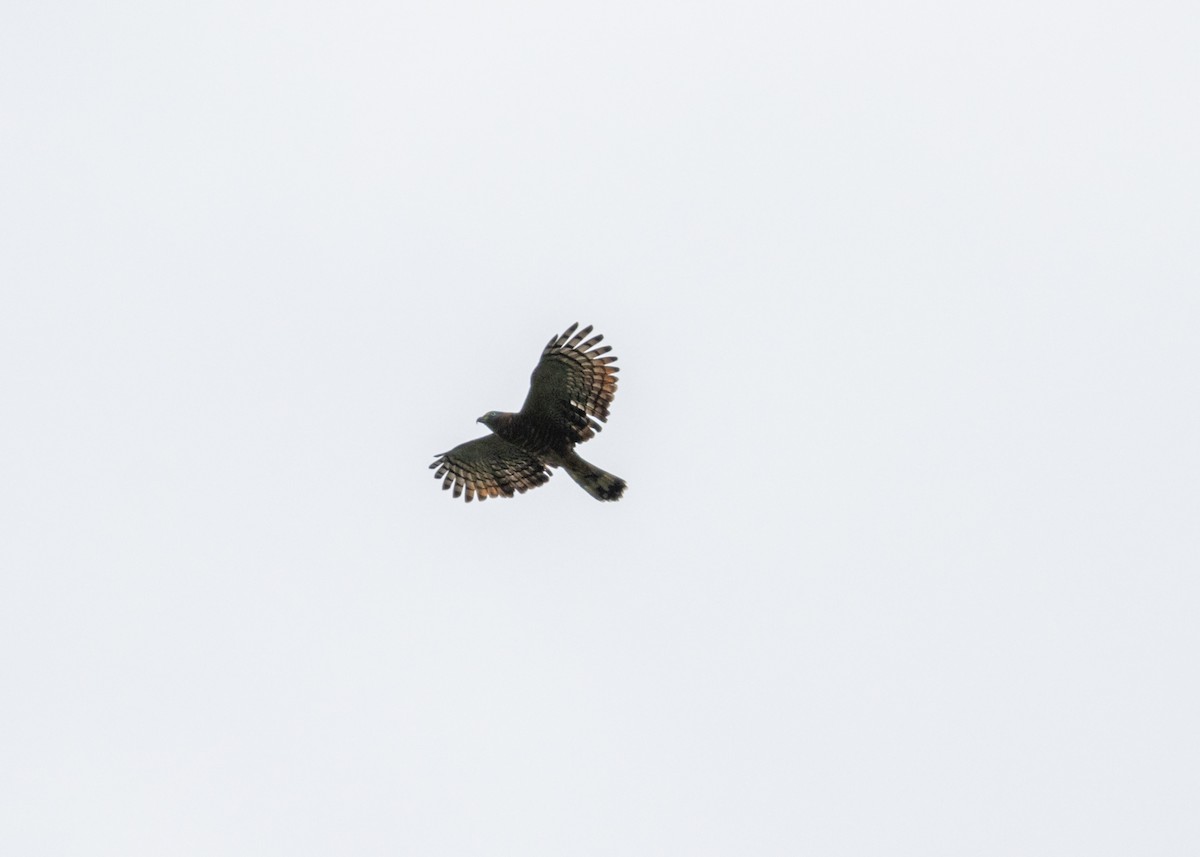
[{"left": 477, "top": 411, "right": 501, "bottom": 430}]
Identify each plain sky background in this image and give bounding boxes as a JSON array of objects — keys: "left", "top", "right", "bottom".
[{"left": 2, "top": 1, "right": 1198, "bottom": 854}]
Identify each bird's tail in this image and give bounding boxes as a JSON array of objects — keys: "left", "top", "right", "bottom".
[{"left": 563, "top": 451, "right": 626, "bottom": 502}]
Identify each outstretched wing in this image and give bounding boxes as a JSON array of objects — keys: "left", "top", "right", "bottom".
[
  {"left": 430, "top": 434, "right": 551, "bottom": 502},
  {"left": 519, "top": 322, "right": 619, "bottom": 445}
]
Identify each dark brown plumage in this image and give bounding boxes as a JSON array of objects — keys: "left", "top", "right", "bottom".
[{"left": 430, "top": 323, "right": 626, "bottom": 502}]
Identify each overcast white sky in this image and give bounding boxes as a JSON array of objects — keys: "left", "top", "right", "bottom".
[{"left": 3, "top": 1, "right": 1198, "bottom": 854}]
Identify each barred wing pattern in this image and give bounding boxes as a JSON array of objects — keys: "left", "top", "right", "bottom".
[
  {"left": 429, "top": 435, "right": 551, "bottom": 502},
  {"left": 520, "top": 323, "right": 620, "bottom": 445}
]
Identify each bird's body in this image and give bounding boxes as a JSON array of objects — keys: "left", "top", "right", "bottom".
[{"left": 430, "top": 323, "right": 626, "bottom": 502}]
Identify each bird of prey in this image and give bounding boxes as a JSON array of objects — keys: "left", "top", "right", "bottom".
[{"left": 430, "top": 322, "right": 626, "bottom": 502}]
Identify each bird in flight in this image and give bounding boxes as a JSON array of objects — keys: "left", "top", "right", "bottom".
[{"left": 430, "top": 322, "right": 627, "bottom": 502}]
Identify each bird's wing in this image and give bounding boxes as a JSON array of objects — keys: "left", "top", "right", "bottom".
[
  {"left": 518, "top": 322, "right": 619, "bottom": 446},
  {"left": 430, "top": 434, "right": 551, "bottom": 502}
]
